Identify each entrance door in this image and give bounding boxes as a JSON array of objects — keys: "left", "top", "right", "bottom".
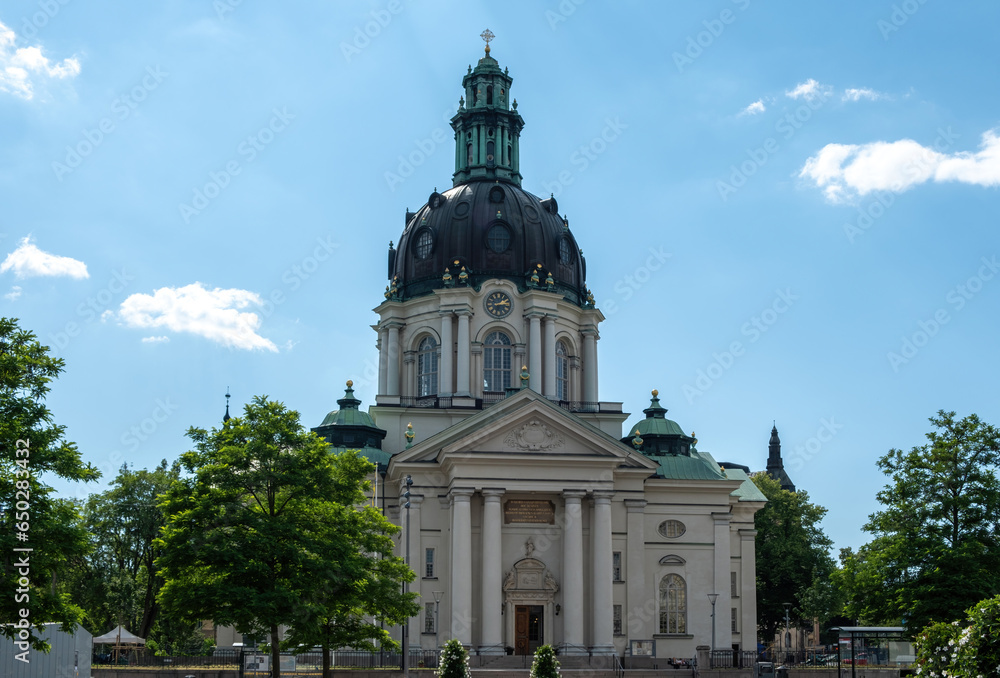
[{"left": 514, "top": 605, "right": 544, "bottom": 655}]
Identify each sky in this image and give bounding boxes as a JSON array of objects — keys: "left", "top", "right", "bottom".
[{"left": 1, "top": 1, "right": 998, "bottom": 556}]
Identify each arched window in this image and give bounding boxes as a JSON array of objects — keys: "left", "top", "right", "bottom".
[
  {"left": 415, "top": 231, "right": 433, "bottom": 259},
  {"left": 417, "top": 336, "right": 438, "bottom": 397},
  {"left": 486, "top": 85, "right": 493, "bottom": 105},
  {"left": 487, "top": 141, "right": 495, "bottom": 165},
  {"left": 467, "top": 143, "right": 473, "bottom": 165},
  {"left": 659, "top": 574, "right": 687, "bottom": 634},
  {"left": 556, "top": 340, "right": 569, "bottom": 401},
  {"left": 483, "top": 331, "right": 512, "bottom": 392}
]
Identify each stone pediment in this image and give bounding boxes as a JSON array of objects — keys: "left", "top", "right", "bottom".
[
  {"left": 390, "top": 389, "right": 657, "bottom": 469},
  {"left": 503, "top": 557, "right": 559, "bottom": 593}
]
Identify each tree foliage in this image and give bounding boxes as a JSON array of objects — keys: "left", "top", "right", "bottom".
[
  {"left": 751, "top": 473, "right": 837, "bottom": 639},
  {"left": 0, "top": 317, "right": 99, "bottom": 650},
  {"left": 835, "top": 411, "right": 1000, "bottom": 632},
  {"left": 914, "top": 595, "right": 1000, "bottom": 678},
  {"left": 530, "top": 644, "right": 560, "bottom": 678},
  {"left": 156, "top": 395, "right": 416, "bottom": 678},
  {"left": 65, "top": 460, "right": 180, "bottom": 641},
  {"left": 438, "top": 638, "right": 471, "bottom": 678}
]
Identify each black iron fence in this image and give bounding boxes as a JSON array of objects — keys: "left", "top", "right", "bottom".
[
  {"left": 93, "top": 648, "right": 442, "bottom": 670},
  {"left": 709, "top": 650, "right": 758, "bottom": 668}
]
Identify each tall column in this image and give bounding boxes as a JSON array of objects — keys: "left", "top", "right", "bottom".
[
  {"left": 528, "top": 314, "right": 542, "bottom": 391},
  {"left": 739, "top": 529, "right": 758, "bottom": 650},
  {"left": 456, "top": 312, "right": 471, "bottom": 396},
  {"left": 451, "top": 488, "right": 474, "bottom": 646},
  {"left": 403, "top": 351, "right": 416, "bottom": 398},
  {"left": 712, "top": 513, "right": 733, "bottom": 649},
  {"left": 582, "top": 329, "right": 598, "bottom": 402},
  {"left": 562, "top": 491, "right": 586, "bottom": 654},
  {"left": 543, "top": 317, "right": 556, "bottom": 397},
  {"left": 378, "top": 327, "right": 388, "bottom": 395},
  {"left": 624, "top": 500, "right": 647, "bottom": 638},
  {"left": 481, "top": 490, "right": 505, "bottom": 654},
  {"left": 591, "top": 491, "right": 614, "bottom": 654},
  {"left": 406, "top": 494, "right": 424, "bottom": 649},
  {"left": 387, "top": 324, "right": 401, "bottom": 396},
  {"left": 440, "top": 312, "right": 454, "bottom": 396}
]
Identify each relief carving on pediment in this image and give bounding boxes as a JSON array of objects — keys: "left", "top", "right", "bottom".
[{"left": 504, "top": 419, "right": 564, "bottom": 451}]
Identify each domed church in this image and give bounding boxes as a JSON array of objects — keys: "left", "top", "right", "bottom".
[{"left": 314, "top": 35, "right": 766, "bottom": 662}]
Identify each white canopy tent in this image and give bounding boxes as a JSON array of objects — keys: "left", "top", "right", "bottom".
[{"left": 93, "top": 625, "right": 145, "bottom": 665}]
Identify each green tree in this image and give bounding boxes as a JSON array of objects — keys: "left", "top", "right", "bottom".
[
  {"left": 438, "top": 639, "right": 470, "bottom": 678},
  {"left": 156, "top": 396, "right": 415, "bottom": 678},
  {"left": 836, "top": 411, "right": 1000, "bottom": 632},
  {"left": 0, "top": 317, "right": 99, "bottom": 651},
  {"left": 752, "top": 473, "right": 837, "bottom": 640},
  {"left": 530, "top": 644, "right": 560, "bottom": 678},
  {"left": 66, "top": 460, "right": 180, "bottom": 640}
]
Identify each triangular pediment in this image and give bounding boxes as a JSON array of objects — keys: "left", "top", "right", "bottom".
[{"left": 391, "top": 389, "right": 656, "bottom": 470}]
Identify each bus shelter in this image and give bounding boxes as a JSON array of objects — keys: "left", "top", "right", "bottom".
[{"left": 830, "top": 627, "right": 914, "bottom": 678}]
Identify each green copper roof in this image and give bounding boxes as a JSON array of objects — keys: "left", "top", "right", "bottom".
[
  {"left": 653, "top": 451, "right": 727, "bottom": 480},
  {"left": 330, "top": 445, "right": 392, "bottom": 468},
  {"left": 722, "top": 467, "right": 769, "bottom": 502},
  {"left": 625, "top": 391, "right": 696, "bottom": 457},
  {"left": 319, "top": 382, "right": 379, "bottom": 429}
]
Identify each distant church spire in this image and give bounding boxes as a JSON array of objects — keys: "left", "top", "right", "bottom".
[
  {"left": 223, "top": 388, "right": 231, "bottom": 423},
  {"left": 766, "top": 423, "right": 795, "bottom": 492}
]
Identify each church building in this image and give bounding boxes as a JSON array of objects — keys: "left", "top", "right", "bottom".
[{"left": 313, "top": 36, "right": 767, "bottom": 660}]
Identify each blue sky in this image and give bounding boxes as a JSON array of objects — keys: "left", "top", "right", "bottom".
[{"left": 2, "top": 1, "right": 998, "bottom": 556}]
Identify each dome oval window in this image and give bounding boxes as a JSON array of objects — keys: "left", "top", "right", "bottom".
[
  {"left": 415, "top": 230, "right": 434, "bottom": 260},
  {"left": 658, "top": 519, "right": 686, "bottom": 539},
  {"left": 487, "top": 224, "right": 511, "bottom": 254},
  {"left": 559, "top": 237, "right": 574, "bottom": 265}
]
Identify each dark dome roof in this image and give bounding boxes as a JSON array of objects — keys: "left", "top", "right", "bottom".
[{"left": 388, "top": 181, "right": 588, "bottom": 305}]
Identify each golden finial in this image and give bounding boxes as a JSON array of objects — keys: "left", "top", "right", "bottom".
[
  {"left": 481, "top": 28, "right": 494, "bottom": 55},
  {"left": 652, "top": 389, "right": 658, "bottom": 397},
  {"left": 346, "top": 380, "right": 353, "bottom": 388}
]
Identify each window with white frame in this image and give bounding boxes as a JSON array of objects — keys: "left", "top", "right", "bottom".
[
  {"left": 613, "top": 604, "right": 623, "bottom": 636},
  {"left": 731, "top": 571, "right": 738, "bottom": 598},
  {"left": 556, "top": 340, "right": 569, "bottom": 400},
  {"left": 613, "top": 551, "right": 623, "bottom": 581},
  {"left": 425, "top": 548, "right": 435, "bottom": 578},
  {"left": 418, "top": 337, "right": 438, "bottom": 397},
  {"left": 424, "top": 603, "right": 435, "bottom": 633},
  {"left": 731, "top": 607, "right": 738, "bottom": 633},
  {"left": 658, "top": 574, "right": 687, "bottom": 634},
  {"left": 483, "top": 331, "right": 512, "bottom": 392}
]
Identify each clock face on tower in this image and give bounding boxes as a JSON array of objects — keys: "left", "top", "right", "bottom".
[{"left": 484, "top": 290, "right": 512, "bottom": 318}]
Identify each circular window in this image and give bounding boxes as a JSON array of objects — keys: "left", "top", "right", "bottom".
[
  {"left": 415, "top": 231, "right": 433, "bottom": 259},
  {"left": 454, "top": 201, "right": 470, "bottom": 217},
  {"left": 658, "top": 520, "right": 686, "bottom": 539},
  {"left": 559, "top": 237, "right": 573, "bottom": 265},
  {"left": 487, "top": 225, "right": 511, "bottom": 253},
  {"left": 489, "top": 185, "right": 505, "bottom": 203}
]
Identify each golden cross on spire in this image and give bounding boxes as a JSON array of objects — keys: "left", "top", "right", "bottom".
[{"left": 480, "top": 28, "right": 494, "bottom": 54}]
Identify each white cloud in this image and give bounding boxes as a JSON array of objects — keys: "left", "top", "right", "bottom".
[
  {"left": 141, "top": 335, "right": 170, "bottom": 344},
  {"left": 843, "top": 88, "right": 884, "bottom": 102},
  {"left": 0, "top": 20, "right": 80, "bottom": 100},
  {"left": 113, "top": 282, "right": 277, "bottom": 352},
  {"left": 4, "top": 285, "right": 22, "bottom": 301},
  {"left": 786, "top": 79, "right": 830, "bottom": 100},
  {"left": 740, "top": 99, "right": 766, "bottom": 116},
  {"left": 799, "top": 128, "right": 1000, "bottom": 203},
  {"left": 0, "top": 236, "right": 89, "bottom": 279}
]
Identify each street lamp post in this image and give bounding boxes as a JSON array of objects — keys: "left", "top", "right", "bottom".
[
  {"left": 707, "top": 593, "right": 719, "bottom": 654},
  {"left": 402, "top": 475, "right": 413, "bottom": 677},
  {"left": 783, "top": 602, "right": 791, "bottom": 663},
  {"left": 433, "top": 591, "right": 444, "bottom": 655}
]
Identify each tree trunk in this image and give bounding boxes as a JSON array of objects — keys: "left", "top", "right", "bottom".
[
  {"left": 271, "top": 623, "right": 281, "bottom": 678},
  {"left": 322, "top": 637, "right": 331, "bottom": 678}
]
